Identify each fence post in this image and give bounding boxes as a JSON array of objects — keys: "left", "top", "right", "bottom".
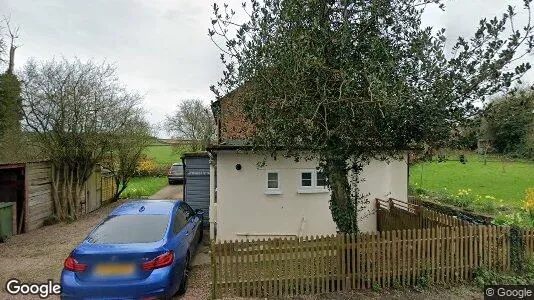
[
  {"left": 376, "top": 199, "right": 381, "bottom": 232},
  {"left": 211, "top": 241, "right": 217, "bottom": 299}
]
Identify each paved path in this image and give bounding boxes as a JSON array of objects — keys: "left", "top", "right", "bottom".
[{"left": 149, "top": 183, "right": 183, "bottom": 199}]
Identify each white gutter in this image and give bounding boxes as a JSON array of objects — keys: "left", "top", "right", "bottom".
[{"left": 208, "top": 151, "right": 216, "bottom": 241}]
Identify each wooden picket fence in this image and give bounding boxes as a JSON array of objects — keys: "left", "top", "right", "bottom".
[
  {"left": 377, "top": 198, "right": 470, "bottom": 231},
  {"left": 210, "top": 225, "right": 511, "bottom": 299},
  {"left": 524, "top": 228, "right": 534, "bottom": 257}
]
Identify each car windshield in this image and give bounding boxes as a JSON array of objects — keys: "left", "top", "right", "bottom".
[{"left": 86, "top": 214, "right": 169, "bottom": 244}]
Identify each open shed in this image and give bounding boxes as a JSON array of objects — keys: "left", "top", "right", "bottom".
[
  {"left": 0, "top": 160, "right": 116, "bottom": 234},
  {"left": 0, "top": 160, "right": 53, "bottom": 233}
]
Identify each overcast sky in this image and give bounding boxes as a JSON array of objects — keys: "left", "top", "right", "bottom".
[{"left": 1, "top": 0, "right": 533, "bottom": 138}]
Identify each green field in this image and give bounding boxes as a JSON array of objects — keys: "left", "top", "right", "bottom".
[
  {"left": 120, "top": 143, "right": 193, "bottom": 199},
  {"left": 144, "top": 144, "right": 193, "bottom": 166},
  {"left": 121, "top": 177, "right": 168, "bottom": 199},
  {"left": 410, "top": 154, "right": 534, "bottom": 208}
]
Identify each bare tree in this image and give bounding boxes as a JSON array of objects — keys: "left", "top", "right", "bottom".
[
  {"left": 2, "top": 16, "right": 20, "bottom": 74},
  {"left": 0, "top": 22, "right": 5, "bottom": 66},
  {"left": 165, "top": 99, "right": 215, "bottom": 151},
  {"left": 101, "top": 119, "right": 153, "bottom": 201},
  {"left": 21, "top": 58, "right": 145, "bottom": 219}
]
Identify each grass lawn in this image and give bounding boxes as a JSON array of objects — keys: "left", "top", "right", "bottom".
[
  {"left": 410, "top": 154, "right": 534, "bottom": 208},
  {"left": 144, "top": 144, "right": 193, "bottom": 166},
  {"left": 121, "top": 176, "right": 168, "bottom": 198}
]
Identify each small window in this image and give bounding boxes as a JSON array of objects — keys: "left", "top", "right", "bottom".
[
  {"left": 298, "top": 170, "right": 328, "bottom": 193},
  {"left": 265, "top": 171, "right": 281, "bottom": 194},
  {"left": 267, "top": 172, "right": 279, "bottom": 189},
  {"left": 301, "top": 172, "right": 312, "bottom": 187},
  {"left": 316, "top": 172, "right": 326, "bottom": 187}
]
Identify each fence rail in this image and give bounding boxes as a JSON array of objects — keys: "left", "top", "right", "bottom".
[
  {"left": 211, "top": 225, "right": 511, "bottom": 299},
  {"left": 377, "top": 198, "right": 470, "bottom": 231}
]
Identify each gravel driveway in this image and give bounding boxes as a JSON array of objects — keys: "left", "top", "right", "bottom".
[
  {"left": 149, "top": 183, "right": 183, "bottom": 199},
  {"left": 0, "top": 185, "right": 210, "bottom": 299},
  {"left": 0, "top": 182, "right": 480, "bottom": 300}
]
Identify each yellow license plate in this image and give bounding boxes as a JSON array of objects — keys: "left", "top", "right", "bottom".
[{"left": 94, "top": 264, "right": 135, "bottom": 276}]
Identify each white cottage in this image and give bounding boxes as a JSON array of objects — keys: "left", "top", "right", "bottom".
[{"left": 207, "top": 88, "right": 408, "bottom": 242}]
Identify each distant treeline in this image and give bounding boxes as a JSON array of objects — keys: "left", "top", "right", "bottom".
[{"left": 457, "top": 89, "right": 534, "bottom": 159}]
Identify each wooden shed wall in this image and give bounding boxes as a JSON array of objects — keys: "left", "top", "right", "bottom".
[{"left": 26, "top": 161, "right": 53, "bottom": 231}]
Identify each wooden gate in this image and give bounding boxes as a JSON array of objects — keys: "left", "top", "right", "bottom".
[{"left": 84, "top": 167, "right": 102, "bottom": 213}]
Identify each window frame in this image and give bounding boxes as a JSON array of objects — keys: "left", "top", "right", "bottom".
[
  {"left": 264, "top": 170, "right": 282, "bottom": 195},
  {"left": 300, "top": 171, "right": 313, "bottom": 187},
  {"left": 316, "top": 171, "right": 327, "bottom": 187},
  {"left": 298, "top": 169, "right": 329, "bottom": 194}
]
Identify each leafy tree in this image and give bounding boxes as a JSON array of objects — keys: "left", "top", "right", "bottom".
[
  {"left": 484, "top": 89, "right": 534, "bottom": 157},
  {"left": 0, "top": 72, "right": 21, "bottom": 137},
  {"left": 101, "top": 119, "right": 153, "bottom": 201},
  {"left": 210, "top": 0, "right": 534, "bottom": 233},
  {"left": 0, "top": 17, "right": 22, "bottom": 156},
  {"left": 21, "top": 58, "right": 145, "bottom": 220},
  {"left": 165, "top": 99, "right": 215, "bottom": 151}
]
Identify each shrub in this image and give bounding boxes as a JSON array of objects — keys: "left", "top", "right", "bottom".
[
  {"left": 43, "top": 214, "right": 60, "bottom": 226},
  {"left": 135, "top": 158, "right": 168, "bottom": 177},
  {"left": 524, "top": 188, "right": 534, "bottom": 219},
  {"left": 371, "top": 282, "right": 381, "bottom": 292},
  {"left": 122, "top": 187, "right": 149, "bottom": 199},
  {"left": 453, "top": 189, "right": 475, "bottom": 208},
  {"left": 410, "top": 185, "right": 505, "bottom": 216},
  {"left": 480, "top": 200, "right": 497, "bottom": 214},
  {"left": 497, "top": 189, "right": 534, "bottom": 227},
  {"left": 474, "top": 258, "right": 534, "bottom": 287},
  {"left": 493, "top": 211, "right": 534, "bottom": 227},
  {"left": 414, "top": 263, "right": 432, "bottom": 292}
]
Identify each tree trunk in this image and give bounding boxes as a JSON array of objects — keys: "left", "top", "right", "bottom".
[
  {"left": 51, "top": 164, "right": 65, "bottom": 219},
  {"left": 111, "top": 176, "right": 121, "bottom": 202},
  {"left": 111, "top": 176, "right": 128, "bottom": 202},
  {"left": 325, "top": 156, "right": 358, "bottom": 234},
  {"left": 74, "top": 182, "right": 84, "bottom": 218},
  {"left": 50, "top": 161, "right": 98, "bottom": 221},
  {"left": 115, "top": 183, "right": 128, "bottom": 201},
  {"left": 67, "top": 167, "right": 75, "bottom": 218},
  {"left": 74, "top": 167, "right": 81, "bottom": 217},
  {"left": 61, "top": 166, "right": 70, "bottom": 218},
  {"left": 7, "top": 43, "right": 15, "bottom": 74}
]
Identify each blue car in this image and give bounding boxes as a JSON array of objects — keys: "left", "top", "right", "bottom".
[{"left": 61, "top": 200, "right": 204, "bottom": 300}]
